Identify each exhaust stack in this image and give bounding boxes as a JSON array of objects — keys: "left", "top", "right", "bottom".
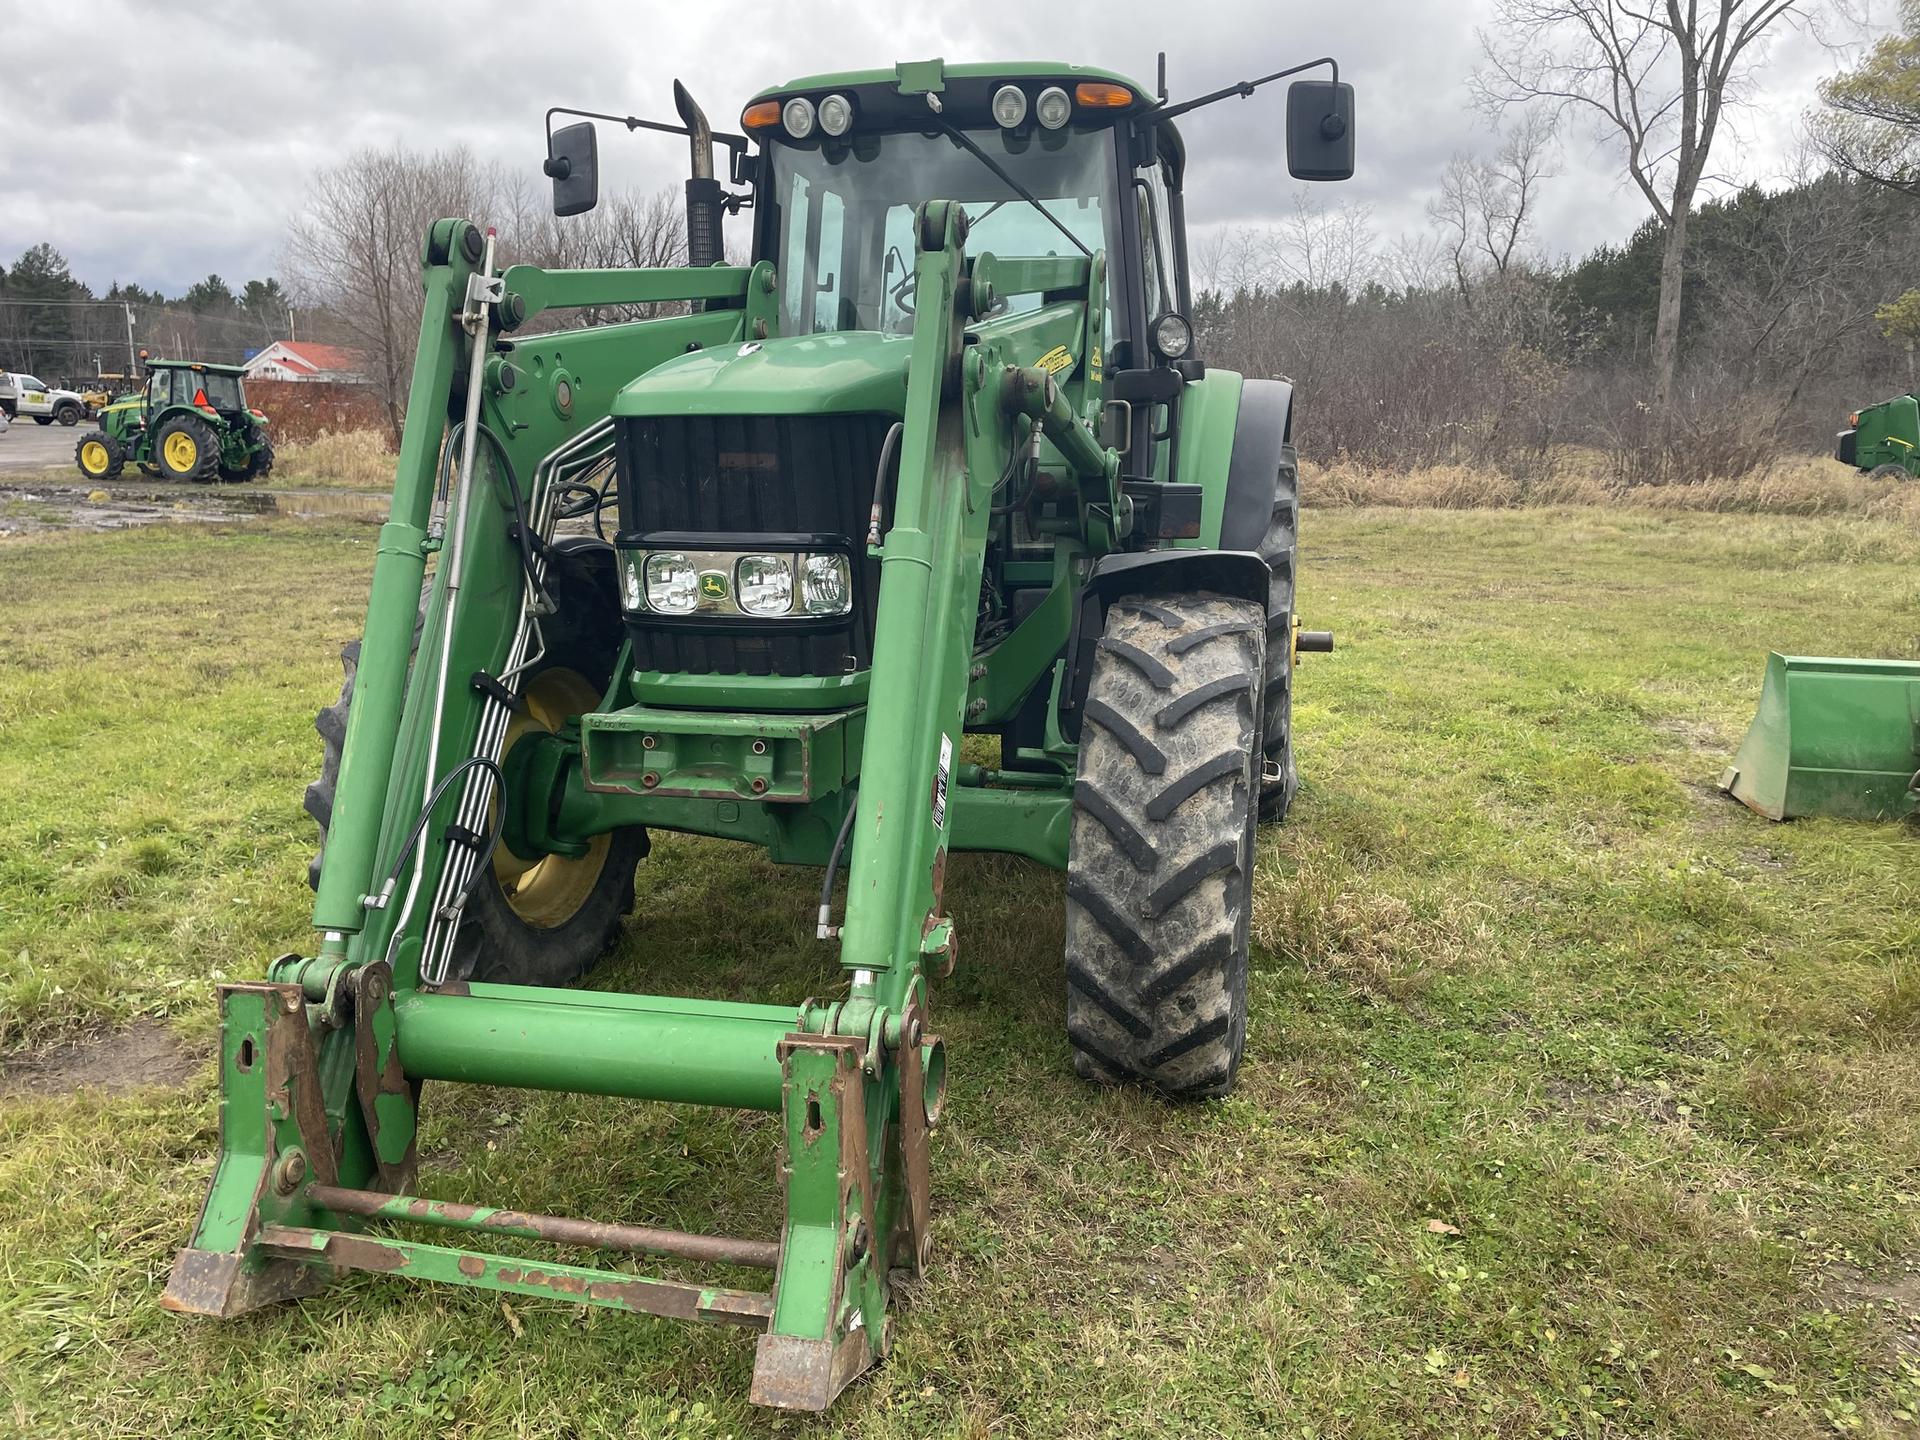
[{"left": 673, "top": 80, "right": 723, "bottom": 269}]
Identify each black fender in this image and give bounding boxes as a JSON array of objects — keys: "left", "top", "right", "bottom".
[
  {"left": 1059, "top": 548, "right": 1272, "bottom": 742},
  {"left": 1220, "top": 377, "right": 1294, "bottom": 549}
]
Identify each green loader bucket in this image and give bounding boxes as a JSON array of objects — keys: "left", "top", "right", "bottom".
[{"left": 1719, "top": 653, "right": 1920, "bottom": 820}]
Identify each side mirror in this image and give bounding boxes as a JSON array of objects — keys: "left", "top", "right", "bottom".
[
  {"left": 1285, "top": 80, "right": 1354, "bottom": 182},
  {"left": 545, "top": 121, "right": 599, "bottom": 216}
]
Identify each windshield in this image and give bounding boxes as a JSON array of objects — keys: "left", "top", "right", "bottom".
[
  {"left": 769, "top": 127, "right": 1116, "bottom": 336},
  {"left": 200, "top": 373, "right": 244, "bottom": 409}
]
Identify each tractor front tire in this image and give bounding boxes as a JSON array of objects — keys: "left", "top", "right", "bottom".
[
  {"left": 1257, "top": 444, "right": 1299, "bottom": 822},
  {"left": 75, "top": 432, "right": 124, "bottom": 481},
  {"left": 1868, "top": 463, "right": 1912, "bottom": 482},
  {"left": 304, "top": 575, "right": 645, "bottom": 989},
  {"left": 1065, "top": 592, "right": 1264, "bottom": 1099},
  {"left": 153, "top": 414, "right": 219, "bottom": 481}
]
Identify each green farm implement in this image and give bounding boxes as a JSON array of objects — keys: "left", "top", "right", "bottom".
[
  {"left": 76, "top": 357, "right": 273, "bottom": 484},
  {"left": 1721, "top": 653, "right": 1920, "bottom": 820},
  {"left": 1835, "top": 391, "right": 1920, "bottom": 481},
  {"left": 1720, "top": 392, "right": 1920, "bottom": 820},
  {"left": 163, "top": 56, "right": 1353, "bottom": 1409}
]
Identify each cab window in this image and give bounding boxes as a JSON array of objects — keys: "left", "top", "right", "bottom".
[{"left": 1137, "top": 159, "right": 1178, "bottom": 322}]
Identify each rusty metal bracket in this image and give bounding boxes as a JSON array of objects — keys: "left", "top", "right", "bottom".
[
  {"left": 751, "top": 1033, "right": 881, "bottom": 1411},
  {"left": 348, "top": 962, "right": 418, "bottom": 1192},
  {"left": 894, "top": 1002, "right": 939, "bottom": 1278},
  {"left": 162, "top": 982, "right": 336, "bottom": 1318}
]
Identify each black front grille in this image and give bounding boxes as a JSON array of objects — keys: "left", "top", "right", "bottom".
[{"left": 614, "top": 414, "right": 893, "bottom": 678}]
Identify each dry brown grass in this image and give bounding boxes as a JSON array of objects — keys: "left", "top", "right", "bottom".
[
  {"left": 1308, "top": 450, "right": 1920, "bottom": 522},
  {"left": 271, "top": 428, "right": 397, "bottom": 490}
]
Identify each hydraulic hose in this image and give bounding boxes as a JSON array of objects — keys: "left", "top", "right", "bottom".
[
  {"left": 816, "top": 792, "right": 860, "bottom": 941},
  {"left": 867, "top": 421, "right": 903, "bottom": 548}
]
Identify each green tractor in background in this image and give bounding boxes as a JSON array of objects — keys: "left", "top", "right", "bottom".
[
  {"left": 75, "top": 358, "right": 274, "bottom": 483},
  {"left": 1835, "top": 391, "right": 1919, "bottom": 480}
]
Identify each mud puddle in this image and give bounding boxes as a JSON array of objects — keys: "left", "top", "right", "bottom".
[
  {"left": 0, "top": 480, "right": 386, "bottom": 534},
  {"left": 0, "top": 1018, "right": 197, "bottom": 1098}
]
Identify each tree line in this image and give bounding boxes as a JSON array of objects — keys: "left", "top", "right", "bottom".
[
  {"left": 1198, "top": 0, "right": 1920, "bottom": 482},
  {"left": 0, "top": 244, "right": 298, "bottom": 381}
]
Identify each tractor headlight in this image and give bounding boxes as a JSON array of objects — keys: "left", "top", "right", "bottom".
[
  {"left": 736, "top": 554, "right": 796, "bottom": 616},
  {"left": 782, "top": 97, "right": 816, "bottom": 139},
  {"left": 992, "top": 84, "right": 1029, "bottom": 129},
  {"left": 801, "top": 553, "right": 852, "bottom": 614},
  {"left": 644, "top": 553, "right": 699, "bottom": 614},
  {"left": 817, "top": 93, "right": 854, "bottom": 137},
  {"left": 1035, "top": 86, "right": 1072, "bottom": 130},
  {"left": 620, "top": 539, "right": 854, "bottom": 621}
]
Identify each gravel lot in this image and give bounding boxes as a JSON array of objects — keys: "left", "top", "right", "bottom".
[{"left": 0, "top": 413, "right": 89, "bottom": 473}]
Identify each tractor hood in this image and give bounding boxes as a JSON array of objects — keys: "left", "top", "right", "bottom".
[{"left": 611, "top": 330, "right": 911, "bottom": 419}]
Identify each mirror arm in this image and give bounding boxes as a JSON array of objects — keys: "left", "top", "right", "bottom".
[
  {"left": 543, "top": 106, "right": 748, "bottom": 163},
  {"left": 1156, "top": 56, "right": 1338, "bottom": 122}
]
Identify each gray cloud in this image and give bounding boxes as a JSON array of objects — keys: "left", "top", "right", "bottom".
[{"left": 4, "top": 0, "right": 1848, "bottom": 294}]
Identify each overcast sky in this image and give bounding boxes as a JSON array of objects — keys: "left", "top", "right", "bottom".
[{"left": 3, "top": 0, "right": 1880, "bottom": 297}]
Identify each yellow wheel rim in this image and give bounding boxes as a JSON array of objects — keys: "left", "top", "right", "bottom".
[
  {"left": 163, "top": 431, "right": 198, "bottom": 471},
  {"left": 80, "top": 441, "right": 109, "bottom": 475},
  {"left": 493, "top": 667, "right": 612, "bottom": 928}
]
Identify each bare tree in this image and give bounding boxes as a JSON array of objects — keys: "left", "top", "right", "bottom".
[
  {"left": 288, "top": 145, "right": 686, "bottom": 439},
  {"left": 1427, "top": 113, "right": 1557, "bottom": 299},
  {"left": 1475, "top": 0, "right": 1808, "bottom": 419}
]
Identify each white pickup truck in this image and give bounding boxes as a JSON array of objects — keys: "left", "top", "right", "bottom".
[{"left": 0, "top": 372, "right": 88, "bottom": 425}]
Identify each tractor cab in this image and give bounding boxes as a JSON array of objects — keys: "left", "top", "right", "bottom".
[
  {"left": 545, "top": 60, "right": 1352, "bottom": 488},
  {"left": 143, "top": 360, "right": 251, "bottom": 424}
]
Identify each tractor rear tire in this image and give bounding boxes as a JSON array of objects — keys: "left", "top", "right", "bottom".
[
  {"left": 304, "top": 572, "right": 645, "bottom": 989},
  {"left": 75, "top": 432, "right": 124, "bottom": 481},
  {"left": 153, "top": 414, "right": 219, "bottom": 481},
  {"left": 1868, "top": 463, "right": 1911, "bottom": 482},
  {"left": 1064, "top": 592, "right": 1264, "bottom": 1099},
  {"left": 1257, "top": 444, "right": 1299, "bottom": 822}
]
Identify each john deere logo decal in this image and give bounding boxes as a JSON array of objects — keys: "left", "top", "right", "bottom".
[{"left": 699, "top": 571, "right": 729, "bottom": 601}]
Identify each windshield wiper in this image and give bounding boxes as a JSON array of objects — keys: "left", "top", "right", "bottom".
[{"left": 923, "top": 101, "right": 1092, "bottom": 259}]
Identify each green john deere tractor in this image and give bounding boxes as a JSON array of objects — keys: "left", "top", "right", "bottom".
[
  {"left": 1835, "top": 391, "right": 1919, "bottom": 480},
  {"left": 75, "top": 358, "right": 274, "bottom": 483},
  {"left": 162, "top": 56, "right": 1352, "bottom": 1410}
]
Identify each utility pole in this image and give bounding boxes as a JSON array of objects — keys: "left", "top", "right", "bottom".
[{"left": 123, "top": 302, "right": 136, "bottom": 374}]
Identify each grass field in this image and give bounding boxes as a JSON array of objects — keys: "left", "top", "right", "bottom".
[{"left": 1, "top": 507, "right": 1917, "bottom": 1438}]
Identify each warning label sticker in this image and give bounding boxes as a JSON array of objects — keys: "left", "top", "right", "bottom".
[
  {"left": 1035, "top": 345, "right": 1075, "bottom": 376},
  {"left": 932, "top": 734, "right": 952, "bottom": 830}
]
